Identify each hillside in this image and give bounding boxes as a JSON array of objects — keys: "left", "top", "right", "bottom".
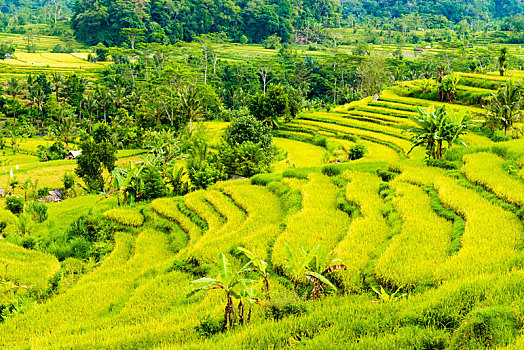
[
  {"left": 341, "top": 0, "right": 524, "bottom": 21},
  {"left": 1, "top": 71, "right": 524, "bottom": 348}
]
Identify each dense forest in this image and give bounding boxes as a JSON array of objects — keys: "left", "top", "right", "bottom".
[
  {"left": 71, "top": 0, "right": 341, "bottom": 46},
  {"left": 341, "top": 0, "right": 524, "bottom": 22}
]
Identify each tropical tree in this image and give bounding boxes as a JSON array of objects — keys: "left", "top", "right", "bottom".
[
  {"left": 188, "top": 253, "right": 259, "bottom": 331},
  {"left": 51, "top": 72, "right": 64, "bottom": 101},
  {"left": 179, "top": 85, "right": 204, "bottom": 134},
  {"left": 485, "top": 79, "right": 523, "bottom": 138},
  {"left": 499, "top": 47, "right": 508, "bottom": 77},
  {"left": 404, "top": 105, "right": 475, "bottom": 159},
  {"left": 55, "top": 115, "right": 78, "bottom": 150},
  {"left": 437, "top": 73, "right": 460, "bottom": 102},
  {"left": 6, "top": 78, "right": 22, "bottom": 119}
]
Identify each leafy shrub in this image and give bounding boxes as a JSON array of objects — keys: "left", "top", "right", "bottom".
[
  {"left": 250, "top": 173, "right": 281, "bottom": 186},
  {"left": 348, "top": 144, "right": 367, "bottom": 160},
  {"left": 195, "top": 316, "right": 223, "bottom": 338},
  {"left": 264, "top": 293, "right": 308, "bottom": 321},
  {"left": 26, "top": 201, "right": 48, "bottom": 223},
  {"left": 223, "top": 114, "right": 273, "bottom": 152},
  {"left": 219, "top": 142, "right": 272, "bottom": 177},
  {"left": 36, "top": 142, "right": 68, "bottom": 162},
  {"left": 376, "top": 169, "right": 398, "bottom": 182},
  {"left": 62, "top": 172, "right": 75, "bottom": 190},
  {"left": 5, "top": 196, "right": 24, "bottom": 215},
  {"left": 140, "top": 166, "right": 166, "bottom": 200},
  {"left": 37, "top": 187, "right": 51, "bottom": 198}
]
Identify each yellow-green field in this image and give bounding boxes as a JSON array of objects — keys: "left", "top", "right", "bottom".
[{"left": 1, "top": 71, "right": 524, "bottom": 349}]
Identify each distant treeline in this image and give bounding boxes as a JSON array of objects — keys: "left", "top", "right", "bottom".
[
  {"left": 341, "top": 0, "right": 524, "bottom": 22},
  {"left": 71, "top": 0, "right": 340, "bottom": 46}
]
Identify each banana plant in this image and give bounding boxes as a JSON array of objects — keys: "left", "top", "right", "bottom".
[
  {"left": 188, "top": 253, "right": 258, "bottom": 331},
  {"left": 283, "top": 241, "right": 317, "bottom": 293},
  {"left": 306, "top": 243, "right": 347, "bottom": 300},
  {"left": 237, "top": 247, "right": 271, "bottom": 299},
  {"left": 284, "top": 242, "right": 347, "bottom": 300},
  {"left": 110, "top": 162, "right": 144, "bottom": 206},
  {"left": 238, "top": 285, "right": 264, "bottom": 326}
]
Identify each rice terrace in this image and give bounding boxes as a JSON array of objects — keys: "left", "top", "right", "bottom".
[{"left": 1, "top": 0, "right": 524, "bottom": 349}]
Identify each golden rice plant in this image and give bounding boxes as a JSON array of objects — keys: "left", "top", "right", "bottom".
[
  {"left": 103, "top": 208, "right": 144, "bottom": 227},
  {"left": 334, "top": 171, "right": 389, "bottom": 292},
  {"left": 462, "top": 152, "right": 524, "bottom": 206},
  {"left": 151, "top": 198, "right": 203, "bottom": 243},
  {"left": 374, "top": 182, "right": 453, "bottom": 289},
  {"left": 434, "top": 176, "right": 523, "bottom": 280},
  {"left": 272, "top": 173, "right": 350, "bottom": 274}
]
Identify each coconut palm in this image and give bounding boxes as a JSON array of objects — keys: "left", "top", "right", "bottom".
[
  {"left": 486, "top": 79, "right": 523, "bottom": 138},
  {"left": 51, "top": 72, "right": 64, "bottom": 101},
  {"left": 179, "top": 85, "right": 204, "bottom": 134}
]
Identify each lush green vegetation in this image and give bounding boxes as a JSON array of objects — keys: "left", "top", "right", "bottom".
[{"left": 2, "top": 3, "right": 524, "bottom": 349}]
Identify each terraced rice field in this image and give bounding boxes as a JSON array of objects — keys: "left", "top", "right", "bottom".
[{"left": 2, "top": 72, "right": 524, "bottom": 348}]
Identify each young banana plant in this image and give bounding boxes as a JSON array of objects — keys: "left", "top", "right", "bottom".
[
  {"left": 237, "top": 247, "right": 271, "bottom": 299},
  {"left": 188, "top": 253, "right": 258, "bottom": 331}
]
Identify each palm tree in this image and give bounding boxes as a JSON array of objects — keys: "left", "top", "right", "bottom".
[
  {"left": 55, "top": 115, "right": 78, "bottom": 150},
  {"left": 51, "top": 72, "right": 64, "bottom": 102},
  {"left": 179, "top": 85, "right": 203, "bottom": 134},
  {"left": 486, "top": 79, "right": 523, "bottom": 138},
  {"left": 6, "top": 77, "right": 22, "bottom": 119},
  {"left": 82, "top": 93, "right": 98, "bottom": 133},
  {"left": 95, "top": 85, "right": 112, "bottom": 123},
  {"left": 28, "top": 84, "right": 46, "bottom": 123}
]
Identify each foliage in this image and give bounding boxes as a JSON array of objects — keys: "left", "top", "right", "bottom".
[
  {"left": 188, "top": 253, "right": 260, "bottom": 330},
  {"left": 5, "top": 197, "right": 24, "bottom": 215},
  {"left": 404, "top": 105, "right": 475, "bottom": 159},
  {"left": 485, "top": 79, "right": 523, "bottom": 137},
  {"left": 36, "top": 143, "right": 68, "bottom": 162},
  {"left": 75, "top": 140, "right": 117, "bottom": 192},
  {"left": 25, "top": 201, "right": 48, "bottom": 223}
]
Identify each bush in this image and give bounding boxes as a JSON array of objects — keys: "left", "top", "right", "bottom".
[
  {"left": 264, "top": 293, "right": 308, "bottom": 321},
  {"left": 5, "top": 196, "right": 24, "bottom": 215},
  {"left": 223, "top": 114, "right": 273, "bottom": 152},
  {"left": 36, "top": 142, "right": 68, "bottom": 162},
  {"left": 26, "top": 201, "right": 48, "bottom": 223},
  {"left": 195, "top": 316, "right": 223, "bottom": 338},
  {"left": 218, "top": 142, "right": 271, "bottom": 177},
  {"left": 348, "top": 144, "right": 367, "bottom": 160},
  {"left": 140, "top": 166, "right": 165, "bottom": 200}
]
